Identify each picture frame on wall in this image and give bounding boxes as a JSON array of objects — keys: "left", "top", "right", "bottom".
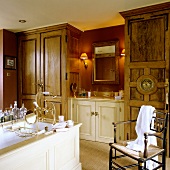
[{"left": 4, "top": 56, "right": 16, "bottom": 69}]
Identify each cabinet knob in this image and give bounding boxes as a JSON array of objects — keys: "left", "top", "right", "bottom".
[
  {"left": 95, "top": 112, "right": 99, "bottom": 116},
  {"left": 91, "top": 112, "right": 95, "bottom": 116}
]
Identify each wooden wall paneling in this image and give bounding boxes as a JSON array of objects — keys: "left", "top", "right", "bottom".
[
  {"left": 66, "top": 26, "right": 82, "bottom": 119},
  {"left": 66, "top": 26, "right": 82, "bottom": 96},
  {"left": 68, "top": 35, "right": 80, "bottom": 73},
  {"left": 3, "top": 29, "right": 17, "bottom": 57},
  {"left": 79, "top": 25, "right": 125, "bottom": 92},
  {"left": 69, "top": 72, "right": 80, "bottom": 97}
]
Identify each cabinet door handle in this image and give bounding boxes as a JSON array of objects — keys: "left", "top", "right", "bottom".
[
  {"left": 91, "top": 112, "right": 95, "bottom": 116},
  {"left": 95, "top": 112, "right": 98, "bottom": 116}
]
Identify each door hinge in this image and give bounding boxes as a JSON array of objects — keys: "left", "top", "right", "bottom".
[{"left": 65, "top": 35, "right": 68, "bottom": 42}]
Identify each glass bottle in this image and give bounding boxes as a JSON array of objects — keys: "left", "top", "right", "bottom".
[
  {"left": 12, "top": 101, "right": 20, "bottom": 120},
  {"left": 3, "top": 110, "right": 9, "bottom": 122},
  {"left": 20, "top": 103, "right": 27, "bottom": 119},
  {"left": 0, "top": 110, "right": 4, "bottom": 123},
  {"left": 9, "top": 104, "right": 14, "bottom": 120}
]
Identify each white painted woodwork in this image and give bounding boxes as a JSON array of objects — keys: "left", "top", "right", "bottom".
[
  {"left": 73, "top": 100, "right": 96, "bottom": 141},
  {"left": 0, "top": 123, "right": 82, "bottom": 170},
  {"left": 68, "top": 98, "right": 124, "bottom": 143}
]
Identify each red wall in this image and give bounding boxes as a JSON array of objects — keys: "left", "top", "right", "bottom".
[
  {"left": 79, "top": 24, "right": 125, "bottom": 93},
  {"left": 0, "top": 29, "right": 17, "bottom": 110}
]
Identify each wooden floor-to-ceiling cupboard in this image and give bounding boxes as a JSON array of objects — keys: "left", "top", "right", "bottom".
[
  {"left": 120, "top": 2, "right": 170, "bottom": 155},
  {"left": 17, "top": 24, "right": 82, "bottom": 120}
]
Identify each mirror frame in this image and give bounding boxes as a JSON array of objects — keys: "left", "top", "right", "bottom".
[{"left": 92, "top": 40, "right": 120, "bottom": 84}]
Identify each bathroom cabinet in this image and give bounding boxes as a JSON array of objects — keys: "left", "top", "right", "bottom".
[{"left": 68, "top": 98, "right": 124, "bottom": 143}]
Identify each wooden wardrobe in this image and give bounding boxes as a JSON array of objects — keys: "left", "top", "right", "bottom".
[
  {"left": 17, "top": 23, "right": 82, "bottom": 120},
  {"left": 120, "top": 2, "right": 170, "bottom": 141}
]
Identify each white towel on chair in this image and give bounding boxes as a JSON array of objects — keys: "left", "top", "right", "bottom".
[{"left": 126, "top": 105, "right": 157, "bottom": 169}]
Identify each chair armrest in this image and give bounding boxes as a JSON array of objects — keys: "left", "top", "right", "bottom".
[
  {"left": 113, "top": 119, "right": 137, "bottom": 143},
  {"left": 112, "top": 119, "right": 137, "bottom": 127},
  {"left": 145, "top": 132, "right": 162, "bottom": 138}
]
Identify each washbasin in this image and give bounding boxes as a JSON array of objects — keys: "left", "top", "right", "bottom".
[{"left": 2, "top": 120, "right": 53, "bottom": 138}]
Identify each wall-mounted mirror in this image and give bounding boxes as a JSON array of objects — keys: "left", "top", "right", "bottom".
[{"left": 92, "top": 40, "right": 120, "bottom": 84}]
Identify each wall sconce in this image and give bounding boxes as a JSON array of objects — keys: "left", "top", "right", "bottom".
[
  {"left": 80, "top": 53, "right": 88, "bottom": 68},
  {"left": 121, "top": 49, "right": 125, "bottom": 56}
]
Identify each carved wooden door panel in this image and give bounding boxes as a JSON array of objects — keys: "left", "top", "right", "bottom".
[
  {"left": 124, "top": 11, "right": 170, "bottom": 139},
  {"left": 41, "top": 30, "right": 66, "bottom": 117},
  {"left": 18, "top": 34, "right": 41, "bottom": 110},
  {"left": 41, "top": 30, "right": 64, "bottom": 97}
]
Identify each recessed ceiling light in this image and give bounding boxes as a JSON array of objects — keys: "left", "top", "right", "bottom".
[{"left": 19, "top": 20, "right": 26, "bottom": 23}]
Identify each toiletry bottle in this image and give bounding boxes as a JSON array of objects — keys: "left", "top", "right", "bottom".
[
  {"left": 20, "top": 103, "right": 27, "bottom": 119},
  {"left": 3, "top": 110, "right": 9, "bottom": 122},
  {"left": 12, "top": 101, "right": 20, "bottom": 120},
  {"left": 9, "top": 104, "right": 14, "bottom": 120},
  {"left": 0, "top": 110, "right": 4, "bottom": 123}
]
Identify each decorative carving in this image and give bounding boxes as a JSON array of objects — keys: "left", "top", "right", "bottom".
[
  {"left": 137, "top": 75, "right": 158, "bottom": 95},
  {"left": 141, "top": 79, "right": 153, "bottom": 91}
]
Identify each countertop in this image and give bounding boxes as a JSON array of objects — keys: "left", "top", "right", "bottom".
[{"left": 68, "top": 96, "right": 124, "bottom": 102}]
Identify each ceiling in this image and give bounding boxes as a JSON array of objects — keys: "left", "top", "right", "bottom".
[{"left": 0, "top": 0, "right": 168, "bottom": 33}]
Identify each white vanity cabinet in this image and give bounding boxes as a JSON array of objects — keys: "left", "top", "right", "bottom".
[{"left": 68, "top": 98, "right": 124, "bottom": 143}]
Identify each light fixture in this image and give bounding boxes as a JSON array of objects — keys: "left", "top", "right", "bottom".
[
  {"left": 19, "top": 20, "right": 26, "bottom": 23},
  {"left": 80, "top": 53, "right": 88, "bottom": 68},
  {"left": 121, "top": 49, "right": 125, "bottom": 56}
]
